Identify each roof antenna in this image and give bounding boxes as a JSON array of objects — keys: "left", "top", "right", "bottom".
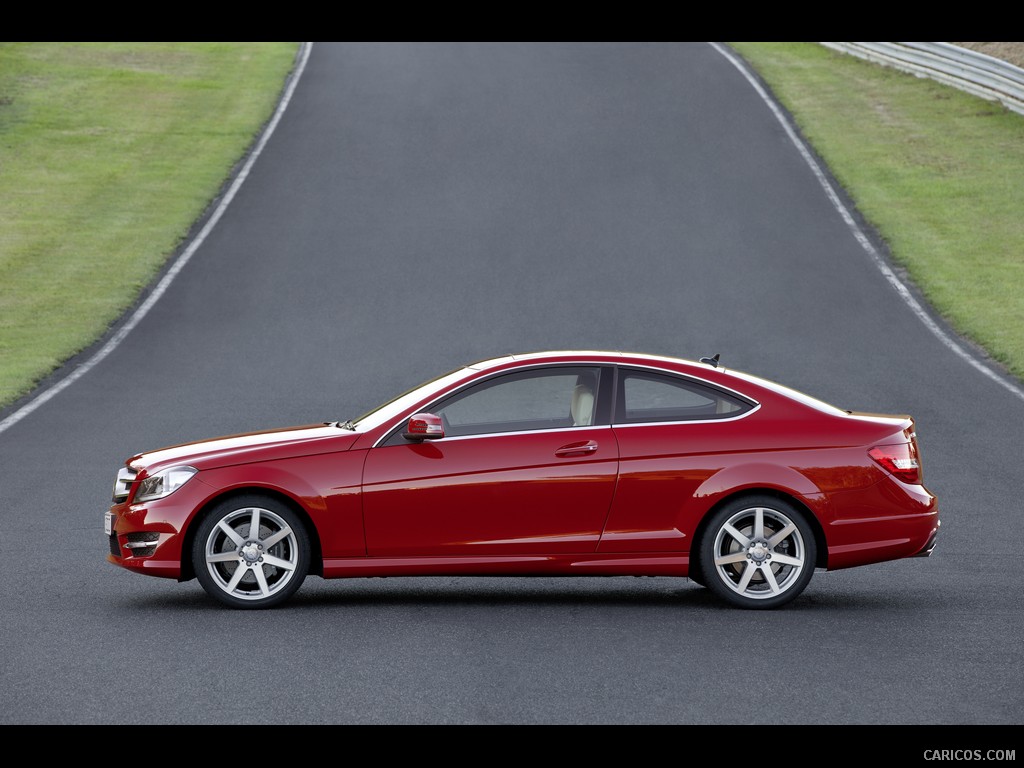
[{"left": 699, "top": 353, "right": 721, "bottom": 368}]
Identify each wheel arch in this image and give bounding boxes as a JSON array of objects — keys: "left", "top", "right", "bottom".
[
  {"left": 179, "top": 486, "right": 324, "bottom": 581},
  {"left": 689, "top": 488, "right": 828, "bottom": 578}
]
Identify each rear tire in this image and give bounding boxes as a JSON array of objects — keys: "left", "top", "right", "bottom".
[
  {"left": 699, "top": 496, "right": 816, "bottom": 609},
  {"left": 192, "top": 494, "right": 310, "bottom": 609}
]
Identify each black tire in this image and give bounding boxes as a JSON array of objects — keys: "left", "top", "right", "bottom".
[
  {"left": 192, "top": 494, "right": 310, "bottom": 609},
  {"left": 699, "top": 495, "right": 816, "bottom": 609}
]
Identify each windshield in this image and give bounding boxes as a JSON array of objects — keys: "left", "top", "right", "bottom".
[{"left": 350, "top": 367, "right": 471, "bottom": 432}]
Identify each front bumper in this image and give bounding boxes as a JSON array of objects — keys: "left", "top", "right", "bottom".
[{"left": 104, "top": 483, "right": 212, "bottom": 580}]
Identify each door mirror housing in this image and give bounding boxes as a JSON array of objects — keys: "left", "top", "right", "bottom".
[{"left": 404, "top": 412, "right": 445, "bottom": 441}]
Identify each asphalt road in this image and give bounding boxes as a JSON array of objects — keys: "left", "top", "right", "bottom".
[{"left": 1, "top": 42, "right": 1022, "bottom": 729}]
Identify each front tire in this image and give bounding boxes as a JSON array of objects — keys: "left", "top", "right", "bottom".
[
  {"left": 699, "top": 496, "right": 816, "bottom": 609},
  {"left": 192, "top": 495, "right": 310, "bottom": 609}
]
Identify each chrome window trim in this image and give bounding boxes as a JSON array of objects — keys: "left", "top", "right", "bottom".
[
  {"left": 611, "top": 402, "right": 762, "bottom": 427},
  {"left": 420, "top": 424, "right": 616, "bottom": 444},
  {"left": 371, "top": 360, "right": 761, "bottom": 448},
  {"left": 375, "top": 405, "right": 760, "bottom": 447}
]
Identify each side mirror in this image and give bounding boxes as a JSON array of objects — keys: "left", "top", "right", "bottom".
[{"left": 404, "top": 412, "right": 445, "bottom": 441}]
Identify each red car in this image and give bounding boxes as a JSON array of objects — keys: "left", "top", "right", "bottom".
[{"left": 105, "top": 351, "right": 939, "bottom": 609}]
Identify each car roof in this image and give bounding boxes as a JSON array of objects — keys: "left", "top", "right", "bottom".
[{"left": 466, "top": 350, "right": 711, "bottom": 371}]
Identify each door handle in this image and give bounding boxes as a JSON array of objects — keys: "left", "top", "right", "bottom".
[{"left": 555, "top": 440, "right": 599, "bottom": 457}]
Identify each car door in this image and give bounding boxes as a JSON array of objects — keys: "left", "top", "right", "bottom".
[
  {"left": 598, "top": 367, "right": 757, "bottom": 553},
  {"left": 362, "top": 365, "right": 618, "bottom": 556}
]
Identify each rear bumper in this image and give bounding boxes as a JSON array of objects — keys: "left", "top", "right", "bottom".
[
  {"left": 912, "top": 519, "right": 941, "bottom": 557},
  {"left": 825, "top": 477, "right": 939, "bottom": 570}
]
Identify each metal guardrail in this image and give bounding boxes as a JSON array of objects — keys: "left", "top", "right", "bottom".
[{"left": 820, "top": 42, "right": 1024, "bottom": 116}]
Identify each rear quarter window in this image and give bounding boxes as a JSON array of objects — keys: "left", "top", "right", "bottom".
[{"left": 616, "top": 369, "right": 754, "bottom": 423}]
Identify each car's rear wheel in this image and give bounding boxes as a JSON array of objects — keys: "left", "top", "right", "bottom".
[
  {"left": 192, "top": 495, "right": 310, "bottom": 609},
  {"left": 699, "top": 496, "right": 816, "bottom": 609}
]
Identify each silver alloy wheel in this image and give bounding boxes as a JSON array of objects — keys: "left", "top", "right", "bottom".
[
  {"left": 203, "top": 506, "right": 299, "bottom": 602},
  {"left": 711, "top": 505, "right": 807, "bottom": 600}
]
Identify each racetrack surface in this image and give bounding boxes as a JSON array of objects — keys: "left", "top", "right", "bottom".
[{"left": 1, "top": 42, "right": 1021, "bottom": 726}]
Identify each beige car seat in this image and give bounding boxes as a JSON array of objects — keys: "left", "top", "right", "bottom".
[{"left": 570, "top": 382, "right": 595, "bottom": 426}]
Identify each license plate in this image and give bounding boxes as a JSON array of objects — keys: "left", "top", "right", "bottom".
[{"left": 104, "top": 511, "right": 114, "bottom": 536}]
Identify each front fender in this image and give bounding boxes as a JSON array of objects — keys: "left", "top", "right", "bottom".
[
  {"left": 194, "top": 450, "right": 366, "bottom": 558},
  {"left": 195, "top": 464, "right": 326, "bottom": 516}
]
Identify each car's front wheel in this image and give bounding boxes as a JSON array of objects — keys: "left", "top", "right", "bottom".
[
  {"left": 192, "top": 495, "right": 310, "bottom": 609},
  {"left": 699, "top": 496, "right": 816, "bottom": 609}
]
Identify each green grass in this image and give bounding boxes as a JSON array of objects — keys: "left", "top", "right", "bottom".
[
  {"left": 0, "top": 42, "right": 300, "bottom": 408},
  {"left": 4, "top": 43, "right": 1022, "bottom": 411},
  {"left": 729, "top": 43, "right": 1024, "bottom": 380}
]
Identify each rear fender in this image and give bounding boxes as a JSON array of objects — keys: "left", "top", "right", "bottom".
[
  {"left": 690, "top": 461, "right": 831, "bottom": 523},
  {"left": 687, "top": 462, "right": 831, "bottom": 571}
]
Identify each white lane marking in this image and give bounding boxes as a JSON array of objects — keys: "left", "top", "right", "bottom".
[
  {"left": 0, "top": 43, "right": 315, "bottom": 436},
  {"left": 709, "top": 42, "right": 1024, "bottom": 404}
]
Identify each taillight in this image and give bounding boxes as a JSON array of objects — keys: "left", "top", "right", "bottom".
[{"left": 869, "top": 444, "right": 921, "bottom": 484}]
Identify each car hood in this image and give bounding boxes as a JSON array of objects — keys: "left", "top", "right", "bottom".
[{"left": 128, "top": 424, "right": 360, "bottom": 473}]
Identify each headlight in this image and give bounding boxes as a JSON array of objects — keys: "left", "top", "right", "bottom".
[{"left": 134, "top": 466, "right": 198, "bottom": 502}]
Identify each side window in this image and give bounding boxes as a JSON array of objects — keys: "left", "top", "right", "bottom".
[
  {"left": 617, "top": 370, "right": 752, "bottom": 423},
  {"left": 434, "top": 367, "right": 602, "bottom": 437}
]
